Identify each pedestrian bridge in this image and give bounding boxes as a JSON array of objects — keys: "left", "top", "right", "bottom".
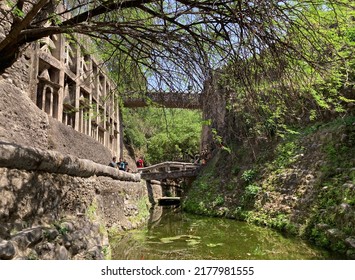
[
  {"left": 139, "top": 161, "right": 200, "bottom": 181},
  {"left": 122, "top": 91, "right": 202, "bottom": 109}
]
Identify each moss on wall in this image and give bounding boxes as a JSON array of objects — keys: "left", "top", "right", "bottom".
[{"left": 183, "top": 116, "right": 355, "bottom": 258}]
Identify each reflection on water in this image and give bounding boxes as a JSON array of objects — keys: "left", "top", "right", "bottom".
[{"left": 110, "top": 206, "right": 338, "bottom": 260}]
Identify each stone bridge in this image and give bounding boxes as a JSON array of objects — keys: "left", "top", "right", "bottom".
[
  {"left": 122, "top": 91, "right": 202, "bottom": 109},
  {"left": 139, "top": 161, "right": 200, "bottom": 181}
]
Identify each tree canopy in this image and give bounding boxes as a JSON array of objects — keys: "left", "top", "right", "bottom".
[
  {"left": 1, "top": 0, "right": 353, "bottom": 91},
  {"left": 219, "top": 2, "right": 355, "bottom": 144}
]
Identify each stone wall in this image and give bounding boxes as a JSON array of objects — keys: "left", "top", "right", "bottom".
[
  {"left": 146, "top": 180, "right": 163, "bottom": 205},
  {"left": 0, "top": 142, "right": 150, "bottom": 260},
  {"left": 48, "top": 118, "right": 112, "bottom": 165},
  {"left": 0, "top": 79, "right": 115, "bottom": 164},
  {"left": 200, "top": 73, "right": 227, "bottom": 159},
  {"left": 0, "top": 79, "right": 49, "bottom": 150},
  {"left": 1, "top": 4, "right": 123, "bottom": 162}
]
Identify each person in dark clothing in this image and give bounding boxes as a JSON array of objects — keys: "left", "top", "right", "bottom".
[
  {"left": 108, "top": 156, "right": 118, "bottom": 168},
  {"left": 118, "top": 158, "right": 128, "bottom": 171}
]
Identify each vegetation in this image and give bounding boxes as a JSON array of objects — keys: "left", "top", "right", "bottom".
[
  {"left": 128, "top": 196, "right": 151, "bottom": 224},
  {"left": 184, "top": 116, "right": 355, "bottom": 256},
  {"left": 0, "top": 1, "right": 352, "bottom": 94},
  {"left": 182, "top": 4, "right": 354, "bottom": 257},
  {"left": 1, "top": 1, "right": 353, "bottom": 167},
  {"left": 1, "top": 0, "right": 354, "bottom": 258},
  {"left": 122, "top": 107, "right": 202, "bottom": 164},
  {"left": 219, "top": 2, "right": 354, "bottom": 146}
]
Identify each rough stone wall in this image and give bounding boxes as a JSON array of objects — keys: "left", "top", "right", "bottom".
[
  {"left": 1, "top": 6, "right": 122, "bottom": 164},
  {"left": 146, "top": 180, "right": 163, "bottom": 205},
  {"left": 0, "top": 79, "right": 49, "bottom": 149},
  {"left": 200, "top": 74, "right": 227, "bottom": 157},
  {"left": 0, "top": 78, "right": 114, "bottom": 164},
  {"left": 0, "top": 2, "right": 35, "bottom": 96},
  {"left": 0, "top": 168, "right": 149, "bottom": 260},
  {"left": 184, "top": 118, "right": 355, "bottom": 259},
  {"left": 48, "top": 118, "right": 112, "bottom": 165},
  {"left": 0, "top": 142, "right": 150, "bottom": 260}
]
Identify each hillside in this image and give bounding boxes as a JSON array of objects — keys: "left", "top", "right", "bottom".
[{"left": 183, "top": 116, "right": 355, "bottom": 258}]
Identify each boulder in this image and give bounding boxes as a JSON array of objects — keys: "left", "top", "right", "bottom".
[{"left": 0, "top": 240, "right": 16, "bottom": 259}]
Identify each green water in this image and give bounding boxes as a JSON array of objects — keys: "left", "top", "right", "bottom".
[{"left": 110, "top": 207, "right": 338, "bottom": 260}]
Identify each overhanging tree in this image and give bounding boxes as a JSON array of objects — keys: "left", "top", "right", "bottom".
[{"left": 0, "top": 0, "right": 353, "bottom": 90}]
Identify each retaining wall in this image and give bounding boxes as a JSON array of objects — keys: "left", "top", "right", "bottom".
[{"left": 0, "top": 142, "right": 149, "bottom": 260}]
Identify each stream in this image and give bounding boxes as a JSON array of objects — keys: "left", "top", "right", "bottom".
[{"left": 110, "top": 206, "right": 340, "bottom": 260}]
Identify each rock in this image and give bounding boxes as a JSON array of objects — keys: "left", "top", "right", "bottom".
[
  {"left": 82, "top": 225, "right": 91, "bottom": 235},
  {"left": 0, "top": 175, "right": 9, "bottom": 188},
  {"left": 60, "top": 222, "right": 74, "bottom": 232},
  {"left": 71, "top": 231, "right": 85, "bottom": 241},
  {"left": 346, "top": 249, "right": 355, "bottom": 260},
  {"left": 315, "top": 223, "right": 330, "bottom": 230},
  {"left": 86, "top": 246, "right": 104, "bottom": 260},
  {"left": 91, "top": 223, "right": 100, "bottom": 235},
  {"left": 0, "top": 224, "right": 10, "bottom": 239},
  {"left": 326, "top": 228, "right": 345, "bottom": 239},
  {"left": 27, "top": 249, "right": 39, "bottom": 260},
  {"left": 11, "top": 227, "right": 43, "bottom": 250},
  {"left": 55, "top": 245, "right": 69, "bottom": 260},
  {"left": 36, "top": 242, "right": 55, "bottom": 252},
  {"left": 70, "top": 239, "right": 87, "bottom": 255},
  {"left": 339, "top": 203, "right": 351, "bottom": 213},
  {"left": 305, "top": 174, "right": 315, "bottom": 184},
  {"left": 45, "top": 228, "right": 59, "bottom": 241},
  {"left": 342, "top": 183, "right": 354, "bottom": 189},
  {"left": 0, "top": 240, "right": 16, "bottom": 259},
  {"left": 62, "top": 233, "right": 73, "bottom": 248},
  {"left": 345, "top": 237, "right": 355, "bottom": 249}
]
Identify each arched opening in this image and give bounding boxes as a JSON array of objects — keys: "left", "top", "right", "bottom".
[
  {"left": 52, "top": 92, "right": 59, "bottom": 119},
  {"left": 44, "top": 86, "right": 52, "bottom": 115}
]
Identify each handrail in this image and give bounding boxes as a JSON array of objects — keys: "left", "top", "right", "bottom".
[{"left": 139, "top": 161, "right": 200, "bottom": 173}]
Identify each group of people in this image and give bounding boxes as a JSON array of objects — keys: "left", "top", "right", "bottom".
[
  {"left": 108, "top": 156, "right": 129, "bottom": 171},
  {"left": 108, "top": 156, "right": 144, "bottom": 172}
]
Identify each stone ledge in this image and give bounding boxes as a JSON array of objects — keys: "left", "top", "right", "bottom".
[{"left": 0, "top": 141, "right": 140, "bottom": 182}]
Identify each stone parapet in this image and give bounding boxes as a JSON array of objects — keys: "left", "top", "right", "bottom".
[{"left": 0, "top": 141, "right": 140, "bottom": 182}]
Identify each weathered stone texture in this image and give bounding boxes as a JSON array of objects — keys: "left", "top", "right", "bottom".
[
  {"left": 0, "top": 142, "right": 140, "bottom": 182},
  {"left": 0, "top": 79, "right": 49, "bottom": 149},
  {"left": 48, "top": 118, "right": 112, "bottom": 165},
  {"left": 0, "top": 166, "right": 149, "bottom": 260},
  {"left": 0, "top": 240, "right": 16, "bottom": 260},
  {"left": 0, "top": 79, "right": 116, "bottom": 164},
  {"left": 200, "top": 74, "right": 227, "bottom": 158},
  {"left": 146, "top": 180, "right": 163, "bottom": 205},
  {"left": 0, "top": 141, "right": 150, "bottom": 260}
]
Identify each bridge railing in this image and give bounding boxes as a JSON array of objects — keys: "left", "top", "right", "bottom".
[
  {"left": 139, "top": 161, "right": 200, "bottom": 174},
  {"left": 121, "top": 91, "right": 202, "bottom": 109}
]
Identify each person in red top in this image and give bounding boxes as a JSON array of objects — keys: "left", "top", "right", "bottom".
[{"left": 136, "top": 157, "right": 144, "bottom": 168}]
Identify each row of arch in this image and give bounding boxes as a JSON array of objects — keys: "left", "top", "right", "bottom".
[{"left": 32, "top": 32, "right": 122, "bottom": 156}]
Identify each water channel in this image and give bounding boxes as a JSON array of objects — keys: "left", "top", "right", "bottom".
[{"left": 110, "top": 206, "right": 339, "bottom": 260}]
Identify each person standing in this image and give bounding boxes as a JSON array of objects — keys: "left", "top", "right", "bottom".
[
  {"left": 108, "top": 156, "right": 118, "bottom": 168},
  {"left": 136, "top": 157, "right": 144, "bottom": 168}
]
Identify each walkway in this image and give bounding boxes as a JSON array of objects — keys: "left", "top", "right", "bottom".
[
  {"left": 139, "top": 161, "right": 200, "bottom": 181},
  {"left": 122, "top": 91, "right": 202, "bottom": 109}
]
